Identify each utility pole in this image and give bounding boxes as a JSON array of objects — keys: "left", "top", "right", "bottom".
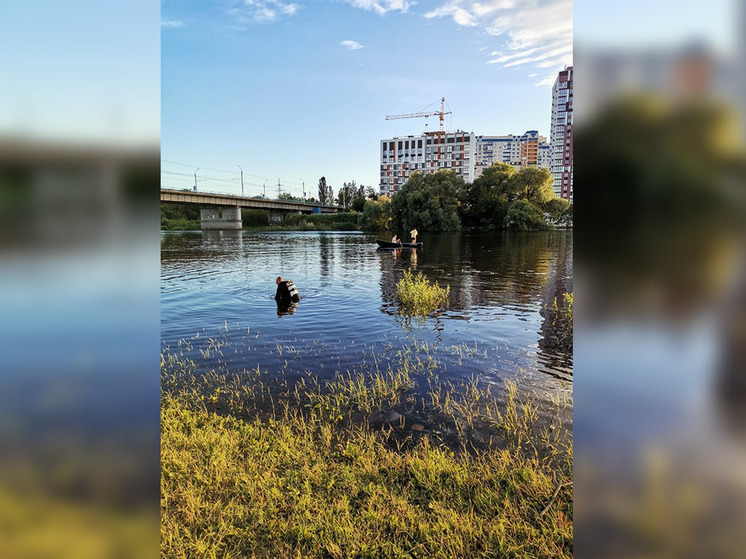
[
  {"left": 263, "top": 180, "right": 267, "bottom": 199},
  {"left": 277, "top": 178, "right": 281, "bottom": 199},
  {"left": 237, "top": 165, "right": 244, "bottom": 197},
  {"left": 194, "top": 168, "right": 199, "bottom": 191},
  {"left": 300, "top": 178, "right": 305, "bottom": 201}
]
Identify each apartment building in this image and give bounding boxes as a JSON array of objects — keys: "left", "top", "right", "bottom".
[
  {"left": 474, "top": 130, "right": 551, "bottom": 178},
  {"left": 550, "top": 66, "right": 573, "bottom": 200},
  {"left": 379, "top": 131, "right": 476, "bottom": 197}
]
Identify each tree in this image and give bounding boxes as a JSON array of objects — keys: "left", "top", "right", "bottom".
[
  {"left": 361, "top": 196, "right": 392, "bottom": 230},
  {"left": 351, "top": 196, "right": 366, "bottom": 212},
  {"left": 390, "top": 170, "right": 463, "bottom": 232},
  {"left": 504, "top": 199, "right": 552, "bottom": 231},
  {"left": 336, "top": 180, "right": 367, "bottom": 209},
  {"left": 542, "top": 197, "right": 572, "bottom": 226},
  {"left": 461, "top": 162, "right": 516, "bottom": 229},
  {"left": 318, "top": 176, "right": 333, "bottom": 205},
  {"left": 513, "top": 166, "right": 555, "bottom": 205}
]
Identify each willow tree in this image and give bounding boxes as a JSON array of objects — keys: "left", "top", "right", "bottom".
[
  {"left": 390, "top": 170, "right": 463, "bottom": 232},
  {"left": 461, "top": 162, "right": 516, "bottom": 229},
  {"left": 513, "top": 166, "right": 555, "bottom": 205}
]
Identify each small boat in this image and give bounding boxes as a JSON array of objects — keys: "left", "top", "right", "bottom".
[{"left": 376, "top": 239, "right": 422, "bottom": 249}]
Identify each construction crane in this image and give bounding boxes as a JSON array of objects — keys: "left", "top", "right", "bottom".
[{"left": 385, "top": 97, "right": 451, "bottom": 134}]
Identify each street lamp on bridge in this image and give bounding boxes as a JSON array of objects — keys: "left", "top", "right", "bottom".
[{"left": 237, "top": 164, "right": 244, "bottom": 197}]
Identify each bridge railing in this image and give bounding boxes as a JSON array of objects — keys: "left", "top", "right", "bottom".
[{"left": 160, "top": 188, "right": 343, "bottom": 209}]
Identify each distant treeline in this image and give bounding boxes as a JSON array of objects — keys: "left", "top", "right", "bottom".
[
  {"left": 362, "top": 163, "right": 572, "bottom": 233},
  {"left": 160, "top": 203, "right": 362, "bottom": 231},
  {"left": 161, "top": 163, "right": 573, "bottom": 232}
]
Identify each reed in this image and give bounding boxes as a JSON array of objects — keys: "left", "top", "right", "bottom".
[{"left": 395, "top": 270, "right": 450, "bottom": 317}]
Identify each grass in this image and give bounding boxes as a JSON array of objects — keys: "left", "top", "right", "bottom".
[
  {"left": 0, "top": 486, "right": 158, "bottom": 559},
  {"left": 546, "top": 292, "right": 573, "bottom": 352},
  {"left": 161, "top": 343, "right": 572, "bottom": 558},
  {"left": 395, "top": 270, "right": 450, "bottom": 318},
  {"left": 553, "top": 292, "right": 573, "bottom": 324}
]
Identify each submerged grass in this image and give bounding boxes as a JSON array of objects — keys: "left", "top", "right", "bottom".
[
  {"left": 396, "top": 270, "right": 450, "bottom": 318},
  {"left": 161, "top": 343, "right": 572, "bottom": 558}
]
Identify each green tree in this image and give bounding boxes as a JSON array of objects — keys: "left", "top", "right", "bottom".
[
  {"left": 361, "top": 196, "right": 392, "bottom": 230},
  {"left": 318, "top": 176, "right": 333, "bottom": 205},
  {"left": 351, "top": 196, "right": 366, "bottom": 212},
  {"left": 391, "top": 170, "right": 463, "bottom": 232},
  {"left": 337, "top": 180, "right": 367, "bottom": 209},
  {"left": 504, "top": 199, "right": 553, "bottom": 231},
  {"left": 542, "top": 197, "right": 572, "bottom": 226},
  {"left": 461, "top": 162, "right": 516, "bottom": 229},
  {"left": 513, "top": 166, "right": 555, "bottom": 205}
]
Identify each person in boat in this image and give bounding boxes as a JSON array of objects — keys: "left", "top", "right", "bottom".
[
  {"left": 275, "top": 276, "right": 301, "bottom": 304},
  {"left": 391, "top": 234, "right": 401, "bottom": 245},
  {"left": 409, "top": 228, "right": 418, "bottom": 243}
]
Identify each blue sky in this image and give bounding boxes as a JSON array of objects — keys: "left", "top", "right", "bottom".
[
  {"left": 161, "top": 0, "right": 573, "bottom": 198},
  {"left": 0, "top": 1, "right": 160, "bottom": 146}
]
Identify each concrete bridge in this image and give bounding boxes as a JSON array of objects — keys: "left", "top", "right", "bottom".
[{"left": 160, "top": 189, "right": 341, "bottom": 229}]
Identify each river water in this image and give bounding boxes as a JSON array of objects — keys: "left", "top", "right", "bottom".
[{"left": 161, "top": 229, "right": 572, "bottom": 410}]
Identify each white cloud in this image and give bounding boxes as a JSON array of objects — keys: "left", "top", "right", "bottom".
[
  {"left": 425, "top": 5, "right": 478, "bottom": 26},
  {"left": 229, "top": 0, "right": 300, "bottom": 24},
  {"left": 341, "top": 40, "right": 365, "bottom": 50},
  {"left": 341, "top": 0, "right": 412, "bottom": 16},
  {"left": 533, "top": 73, "right": 557, "bottom": 87},
  {"left": 425, "top": 0, "right": 572, "bottom": 84},
  {"left": 161, "top": 20, "right": 186, "bottom": 28}
]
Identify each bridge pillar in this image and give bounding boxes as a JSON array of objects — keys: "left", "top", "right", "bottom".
[{"left": 200, "top": 206, "right": 242, "bottom": 230}]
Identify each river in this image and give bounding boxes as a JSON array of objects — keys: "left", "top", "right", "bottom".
[{"left": 161, "top": 229, "right": 573, "bottom": 414}]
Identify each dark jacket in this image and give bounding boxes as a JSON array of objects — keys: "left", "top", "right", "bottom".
[{"left": 275, "top": 280, "right": 301, "bottom": 304}]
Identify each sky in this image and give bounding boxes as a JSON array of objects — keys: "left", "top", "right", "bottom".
[
  {"left": 0, "top": 1, "right": 733, "bottom": 199},
  {"left": 574, "top": 0, "right": 735, "bottom": 54},
  {"left": 161, "top": 0, "right": 574, "bottom": 199},
  {"left": 0, "top": 1, "right": 160, "bottom": 146}
]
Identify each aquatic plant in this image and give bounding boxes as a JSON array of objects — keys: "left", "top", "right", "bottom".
[
  {"left": 395, "top": 270, "right": 450, "bottom": 317},
  {"left": 553, "top": 292, "right": 573, "bottom": 324}
]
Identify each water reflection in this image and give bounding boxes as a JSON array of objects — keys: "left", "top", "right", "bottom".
[
  {"left": 277, "top": 301, "right": 299, "bottom": 317},
  {"left": 375, "top": 231, "right": 573, "bottom": 373},
  {"left": 161, "top": 230, "right": 573, "bottom": 392}
]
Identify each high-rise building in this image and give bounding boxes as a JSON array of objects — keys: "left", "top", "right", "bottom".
[
  {"left": 550, "top": 66, "right": 573, "bottom": 200},
  {"left": 474, "top": 130, "right": 551, "bottom": 178},
  {"left": 379, "top": 131, "right": 475, "bottom": 196}
]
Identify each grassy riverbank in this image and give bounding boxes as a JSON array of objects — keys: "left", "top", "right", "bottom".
[{"left": 161, "top": 348, "right": 573, "bottom": 558}]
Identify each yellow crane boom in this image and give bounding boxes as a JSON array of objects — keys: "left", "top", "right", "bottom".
[{"left": 385, "top": 97, "right": 451, "bottom": 134}]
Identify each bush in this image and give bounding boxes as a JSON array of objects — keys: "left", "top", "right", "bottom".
[
  {"left": 273, "top": 212, "right": 362, "bottom": 230},
  {"left": 242, "top": 209, "right": 269, "bottom": 227},
  {"left": 361, "top": 197, "right": 392, "bottom": 231}
]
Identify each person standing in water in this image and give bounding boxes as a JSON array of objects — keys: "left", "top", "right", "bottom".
[{"left": 275, "top": 276, "right": 301, "bottom": 304}]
